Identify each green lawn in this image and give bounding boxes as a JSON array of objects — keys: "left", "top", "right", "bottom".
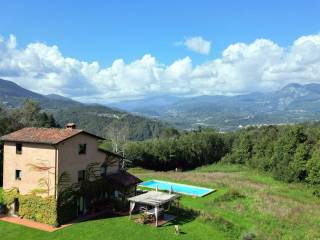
[{"left": 1, "top": 165, "right": 320, "bottom": 240}]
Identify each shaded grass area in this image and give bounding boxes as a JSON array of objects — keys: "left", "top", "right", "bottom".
[{"left": 1, "top": 165, "right": 320, "bottom": 240}]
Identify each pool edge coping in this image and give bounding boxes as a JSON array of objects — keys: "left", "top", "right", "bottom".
[{"left": 138, "top": 179, "right": 216, "bottom": 197}]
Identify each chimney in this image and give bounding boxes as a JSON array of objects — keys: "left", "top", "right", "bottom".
[{"left": 65, "top": 123, "right": 76, "bottom": 129}]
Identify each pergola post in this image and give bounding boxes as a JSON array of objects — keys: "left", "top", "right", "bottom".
[
  {"left": 129, "top": 201, "right": 135, "bottom": 219},
  {"left": 155, "top": 205, "right": 159, "bottom": 227}
]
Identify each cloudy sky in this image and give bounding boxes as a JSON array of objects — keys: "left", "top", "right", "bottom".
[{"left": 0, "top": 1, "right": 320, "bottom": 103}]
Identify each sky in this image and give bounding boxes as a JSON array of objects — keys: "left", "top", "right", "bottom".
[{"left": 0, "top": 0, "right": 320, "bottom": 103}]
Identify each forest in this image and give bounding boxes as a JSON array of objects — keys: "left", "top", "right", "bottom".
[
  {"left": 124, "top": 124, "right": 320, "bottom": 188},
  {"left": 51, "top": 107, "right": 167, "bottom": 141},
  {"left": 1, "top": 99, "right": 320, "bottom": 190},
  {"left": 124, "top": 128, "right": 232, "bottom": 170}
]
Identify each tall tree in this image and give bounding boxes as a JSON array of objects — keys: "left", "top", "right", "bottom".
[
  {"left": 105, "top": 119, "right": 129, "bottom": 153},
  {"left": 10, "top": 99, "right": 57, "bottom": 129},
  {"left": 307, "top": 142, "right": 320, "bottom": 185},
  {"left": 233, "top": 133, "right": 252, "bottom": 164},
  {"left": 16, "top": 99, "right": 42, "bottom": 127},
  {"left": 289, "top": 143, "right": 310, "bottom": 182},
  {"left": 272, "top": 126, "right": 307, "bottom": 181}
]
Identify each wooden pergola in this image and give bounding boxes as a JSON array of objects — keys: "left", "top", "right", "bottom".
[{"left": 128, "top": 191, "right": 179, "bottom": 227}]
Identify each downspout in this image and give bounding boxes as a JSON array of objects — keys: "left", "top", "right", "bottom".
[{"left": 54, "top": 145, "right": 58, "bottom": 200}]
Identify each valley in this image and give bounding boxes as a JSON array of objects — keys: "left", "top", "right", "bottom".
[{"left": 111, "top": 83, "right": 320, "bottom": 131}]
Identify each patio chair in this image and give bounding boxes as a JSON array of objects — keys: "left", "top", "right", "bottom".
[{"left": 139, "top": 206, "right": 148, "bottom": 212}]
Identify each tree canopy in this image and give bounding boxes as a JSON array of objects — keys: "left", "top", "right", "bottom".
[{"left": 0, "top": 99, "right": 58, "bottom": 186}]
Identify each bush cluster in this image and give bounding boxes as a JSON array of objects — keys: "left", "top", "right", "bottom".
[
  {"left": 209, "top": 189, "right": 246, "bottom": 205},
  {"left": 3, "top": 189, "right": 58, "bottom": 226},
  {"left": 0, "top": 188, "right": 4, "bottom": 204},
  {"left": 2, "top": 188, "right": 19, "bottom": 207},
  {"left": 19, "top": 195, "right": 57, "bottom": 225}
]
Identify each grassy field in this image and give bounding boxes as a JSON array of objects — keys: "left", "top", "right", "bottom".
[{"left": 1, "top": 164, "right": 320, "bottom": 240}]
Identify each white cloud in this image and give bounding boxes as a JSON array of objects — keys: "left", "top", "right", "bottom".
[
  {"left": 1, "top": 34, "right": 320, "bottom": 103},
  {"left": 182, "top": 36, "right": 211, "bottom": 55}
]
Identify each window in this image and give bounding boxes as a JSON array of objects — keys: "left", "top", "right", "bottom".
[
  {"left": 15, "top": 170, "right": 21, "bottom": 180},
  {"left": 16, "top": 143, "right": 22, "bottom": 154},
  {"left": 78, "top": 170, "right": 85, "bottom": 182},
  {"left": 78, "top": 144, "right": 87, "bottom": 154},
  {"left": 100, "top": 166, "right": 107, "bottom": 177}
]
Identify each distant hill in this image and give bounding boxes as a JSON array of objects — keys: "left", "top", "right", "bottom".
[
  {"left": 0, "top": 79, "right": 45, "bottom": 106},
  {"left": 109, "top": 95, "right": 183, "bottom": 112},
  {"left": 0, "top": 79, "right": 167, "bottom": 140},
  {"left": 46, "top": 93, "right": 76, "bottom": 102},
  {"left": 4, "top": 78, "right": 320, "bottom": 133},
  {"left": 112, "top": 83, "right": 320, "bottom": 131}
]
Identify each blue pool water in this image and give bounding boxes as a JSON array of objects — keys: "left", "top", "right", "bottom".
[{"left": 138, "top": 180, "right": 215, "bottom": 197}]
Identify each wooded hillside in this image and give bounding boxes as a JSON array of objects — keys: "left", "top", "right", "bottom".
[{"left": 124, "top": 124, "right": 320, "bottom": 189}]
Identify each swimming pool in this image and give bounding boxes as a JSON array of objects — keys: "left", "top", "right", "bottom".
[{"left": 138, "top": 180, "right": 215, "bottom": 197}]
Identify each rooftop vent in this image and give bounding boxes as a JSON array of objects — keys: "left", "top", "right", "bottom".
[{"left": 65, "top": 123, "right": 76, "bottom": 129}]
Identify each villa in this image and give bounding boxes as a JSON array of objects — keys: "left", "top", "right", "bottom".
[{"left": 1, "top": 123, "right": 141, "bottom": 222}]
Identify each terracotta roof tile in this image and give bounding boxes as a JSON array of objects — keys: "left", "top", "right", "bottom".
[
  {"left": 0, "top": 127, "right": 104, "bottom": 145},
  {"left": 106, "top": 171, "right": 142, "bottom": 187}
]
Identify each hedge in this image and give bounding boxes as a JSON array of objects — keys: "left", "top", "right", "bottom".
[
  {"left": 19, "top": 194, "right": 57, "bottom": 226},
  {"left": 3, "top": 189, "right": 58, "bottom": 226}
]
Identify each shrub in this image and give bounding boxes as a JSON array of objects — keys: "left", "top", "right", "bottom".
[
  {"left": 19, "top": 194, "right": 57, "bottom": 226},
  {"left": 3, "top": 189, "right": 58, "bottom": 226},
  {"left": 3, "top": 188, "right": 19, "bottom": 207},
  {"left": 306, "top": 148, "right": 320, "bottom": 185},
  {"left": 209, "top": 189, "right": 246, "bottom": 205},
  {"left": 313, "top": 188, "right": 320, "bottom": 198},
  {"left": 242, "top": 232, "right": 256, "bottom": 240},
  {"left": 57, "top": 200, "right": 77, "bottom": 225},
  {"left": 220, "top": 189, "right": 246, "bottom": 201},
  {"left": 0, "top": 188, "right": 4, "bottom": 204}
]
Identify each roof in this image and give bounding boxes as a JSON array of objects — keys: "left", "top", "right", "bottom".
[
  {"left": 106, "top": 171, "right": 142, "bottom": 188},
  {"left": 0, "top": 127, "right": 104, "bottom": 145},
  {"left": 128, "top": 191, "right": 179, "bottom": 206},
  {"left": 99, "top": 148, "right": 124, "bottom": 158}
]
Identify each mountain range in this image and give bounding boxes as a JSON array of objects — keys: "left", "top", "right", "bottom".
[
  {"left": 0, "top": 79, "right": 167, "bottom": 140},
  {"left": 111, "top": 83, "right": 320, "bottom": 131},
  {"left": 2, "top": 78, "right": 320, "bottom": 133}
]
